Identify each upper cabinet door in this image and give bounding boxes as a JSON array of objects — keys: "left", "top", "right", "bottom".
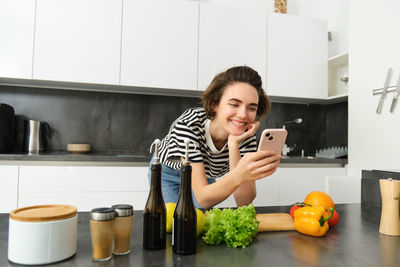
[
  {"left": 33, "top": 0, "right": 122, "bottom": 84},
  {"left": 0, "top": 0, "right": 35, "bottom": 79},
  {"left": 198, "top": 3, "right": 267, "bottom": 91},
  {"left": 267, "top": 13, "right": 328, "bottom": 99},
  {"left": 120, "top": 0, "right": 198, "bottom": 90}
]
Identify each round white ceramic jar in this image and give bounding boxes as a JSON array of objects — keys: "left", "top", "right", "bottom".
[{"left": 8, "top": 204, "right": 78, "bottom": 265}]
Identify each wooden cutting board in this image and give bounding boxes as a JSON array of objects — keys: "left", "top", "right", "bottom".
[{"left": 256, "top": 213, "right": 295, "bottom": 232}]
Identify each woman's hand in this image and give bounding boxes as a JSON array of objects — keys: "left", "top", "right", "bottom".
[
  {"left": 228, "top": 121, "right": 260, "bottom": 147},
  {"left": 234, "top": 149, "right": 282, "bottom": 182}
]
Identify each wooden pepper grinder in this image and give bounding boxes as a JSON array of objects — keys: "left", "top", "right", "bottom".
[{"left": 379, "top": 178, "right": 400, "bottom": 236}]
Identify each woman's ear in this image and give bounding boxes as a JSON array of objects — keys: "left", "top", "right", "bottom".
[{"left": 211, "top": 103, "right": 218, "bottom": 113}]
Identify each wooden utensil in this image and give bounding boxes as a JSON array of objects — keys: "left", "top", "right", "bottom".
[
  {"left": 256, "top": 213, "right": 295, "bottom": 232},
  {"left": 67, "top": 144, "right": 91, "bottom": 153},
  {"left": 379, "top": 178, "right": 400, "bottom": 236}
]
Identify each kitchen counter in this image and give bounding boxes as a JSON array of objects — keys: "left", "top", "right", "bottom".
[
  {"left": 0, "top": 151, "right": 347, "bottom": 167},
  {"left": 0, "top": 151, "right": 151, "bottom": 163},
  {"left": 0, "top": 204, "right": 397, "bottom": 267}
]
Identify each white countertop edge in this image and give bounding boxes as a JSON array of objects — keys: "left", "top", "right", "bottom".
[
  {"left": 0, "top": 160, "right": 150, "bottom": 167},
  {"left": 0, "top": 161, "right": 346, "bottom": 168}
]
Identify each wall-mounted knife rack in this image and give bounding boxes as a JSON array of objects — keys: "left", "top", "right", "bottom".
[
  {"left": 372, "top": 86, "right": 398, "bottom": 95},
  {"left": 373, "top": 68, "right": 400, "bottom": 113}
]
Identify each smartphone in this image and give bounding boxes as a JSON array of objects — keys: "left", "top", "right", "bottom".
[{"left": 257, "top": 129, "right": 288, "bottom": 154}]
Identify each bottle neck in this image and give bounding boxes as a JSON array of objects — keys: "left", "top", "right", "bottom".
[
  {"left": 178, "top": 164, "right": 193, "bottom": 199},
  {"left": 150, "top": 163, "right": 162, "bottom": 192}
]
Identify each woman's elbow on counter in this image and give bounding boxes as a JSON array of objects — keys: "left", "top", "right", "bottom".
[{"left": 235, "top": 190, "right": 256, "bottom": 207}]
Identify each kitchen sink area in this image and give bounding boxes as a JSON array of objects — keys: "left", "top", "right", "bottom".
[
  {"left": 280, "top": 155, "right": 347, "bottom": 166},
  {"left": 282, "top": 155, "right": 315, "bottom": 159}
]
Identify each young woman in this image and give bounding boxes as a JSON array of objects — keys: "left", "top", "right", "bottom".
[{"left": 150, "top": 66, "right": 281, "bottom": 209}]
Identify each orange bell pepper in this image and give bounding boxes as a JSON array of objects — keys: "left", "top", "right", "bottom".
[{"left": 293, "top": 206, "right": 334, "bottom": 237}]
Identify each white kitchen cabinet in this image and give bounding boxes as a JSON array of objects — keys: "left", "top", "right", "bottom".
[
  {"left": 326, "top": 0, "right": 348, "bottom": 58},
  {"left": 254, "top": 167, "right": 346, "bottom": 206},
  {"left": 18, "top": 166, "right": 149, "bottom": 211},
  {"left": 0, "top": 0, "right": 35, "bottom": 79},
  {"left": 215, "top": 174, "right": 279, "bottom": 208},
  {"left": 253, "top": 173, "right": 280, "bottom": 207},
  {"left": 0, "top": 166, "right": 19, "bottom": 213},
  {"left": 277, "top": 167, "right": 346, "bottom": 205},
  {"left": 120, "top": 0, "right": 198, "bottom": 90},
  {"left": 214, "top": 196, "right": 236, "bottom": 209},
  {"left": 214, "top": 167, "right": 346, "bottom": 208},
  {"left": 204, "top": 165, "right": 348, "bottom": 208},
  {"left": 33, "top": 0, "right": 122, "bottom": 84},
  {"left": 198, "top": 3, "right": 267, "bottom": 91},
  {"left": 215, "top": 175, "right": 279, "bottom": 208},
  {"left": 325, "top": 175, "right": 360, "bottom": 204},
  {"left": 266, "top": 13, "right": 328, "bottom": 99}
]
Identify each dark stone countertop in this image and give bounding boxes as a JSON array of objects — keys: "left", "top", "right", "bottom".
[
  {"left": 1, "top": 204, "right": 397, "bottom": 267},
  {"left": 0, "top": 151, "right": 151, "bottom": 163},
  {"left": 0, "top": 151, "right": 347, "bottom": 166}
]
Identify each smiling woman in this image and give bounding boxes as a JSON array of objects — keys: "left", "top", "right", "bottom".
[{"left": 147, "top": 66, "right": 282, "bottom": 209}]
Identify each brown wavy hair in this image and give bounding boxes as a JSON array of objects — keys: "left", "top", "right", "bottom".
[{"left": 201, "top": 66, "right": 271, "bottom": 120}]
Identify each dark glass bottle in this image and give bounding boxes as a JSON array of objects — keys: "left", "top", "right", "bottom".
[
  {"left": 173, "top": 139, "right": 197, "bottom": 255},
  {"left": 143, "top": 139, "right": 166, "bottom": 250}
]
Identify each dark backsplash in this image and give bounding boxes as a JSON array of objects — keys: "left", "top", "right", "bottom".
[
  {"left": 0, "top": 85, "right": 347, "bottom": 156},
  {"left": 263, "top": 102, "right": 348, "bottom": 156}
]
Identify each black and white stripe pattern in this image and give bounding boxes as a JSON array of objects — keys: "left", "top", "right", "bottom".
[{"left": 159, "top": 108, "right": 257, "bottom": 179}]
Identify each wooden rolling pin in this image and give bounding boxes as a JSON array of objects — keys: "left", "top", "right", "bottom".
[{"left": 256, "top": 213, "right": 295, "bottom": 232}]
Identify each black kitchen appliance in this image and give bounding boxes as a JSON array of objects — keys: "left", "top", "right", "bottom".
[{"left": 0, "top": 103, "right": 16, "bottom": 153}]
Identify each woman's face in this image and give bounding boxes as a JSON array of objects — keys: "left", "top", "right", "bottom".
[{"left": 212, "top": 82, "right": 259, "bottom": 136}]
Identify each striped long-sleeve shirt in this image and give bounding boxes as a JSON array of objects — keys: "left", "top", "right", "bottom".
[{"left": 158, "top": 107, "right": 257, "bottom": 179}]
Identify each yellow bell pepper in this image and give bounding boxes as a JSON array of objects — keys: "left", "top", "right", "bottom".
[{"left": 293, "top": 206, "right": 334, "bottom": 237}]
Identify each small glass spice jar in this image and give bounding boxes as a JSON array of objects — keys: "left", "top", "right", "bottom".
[
  {"left": 111, "top": 204, "right": 134, "bottom": 255},
  {"left": 90, "top": 208, "right": 115, "bottom": 261}
]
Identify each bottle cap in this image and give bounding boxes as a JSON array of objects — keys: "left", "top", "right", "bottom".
[
  {"left": 150, "top": 139, "right": 161, "bottom": 164},
  {"left": 90, "top": 207, "right": 115, "bottom": 221},
  {"left": 183, "top": 138, "right": 197, "bottom": 164},
  {"left": 111, "top": 204, "right": 134, "bottom": 217}
]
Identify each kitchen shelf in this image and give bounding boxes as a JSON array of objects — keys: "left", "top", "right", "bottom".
[
  {"left": 325, "top": 92, "right": 348, "bottom": 103},
  {"left": 328, "top": 52, "right": 348, "bottom": 68},
  {"left": 328, "top": 52, "right": 348, "bottom": 98}
]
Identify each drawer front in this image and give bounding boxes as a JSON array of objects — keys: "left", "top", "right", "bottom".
[
  {"left": 0, "top": 166, "right": 18, "bottom": 212},
  {"left": 19, "top": 191, "right": 149, "bottom": 212},
  {"left": 19, "top": 166, "right": 149, "bottom": 192}
]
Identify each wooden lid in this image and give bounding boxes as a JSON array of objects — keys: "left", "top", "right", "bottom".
[
  {"left": 10, "top": 205, "right": 77, "bottom": 222},
  {"left": 67, "top": 144, "right": 91, "bottom": 153}
]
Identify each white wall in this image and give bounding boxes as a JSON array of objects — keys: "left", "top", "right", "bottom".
[{"left": 348, "top": 0, "right": 400, "bottom": 178}]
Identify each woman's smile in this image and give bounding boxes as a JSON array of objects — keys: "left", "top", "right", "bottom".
[{"left": 229, "top": 119, "right": 247, "bottom": 128}]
